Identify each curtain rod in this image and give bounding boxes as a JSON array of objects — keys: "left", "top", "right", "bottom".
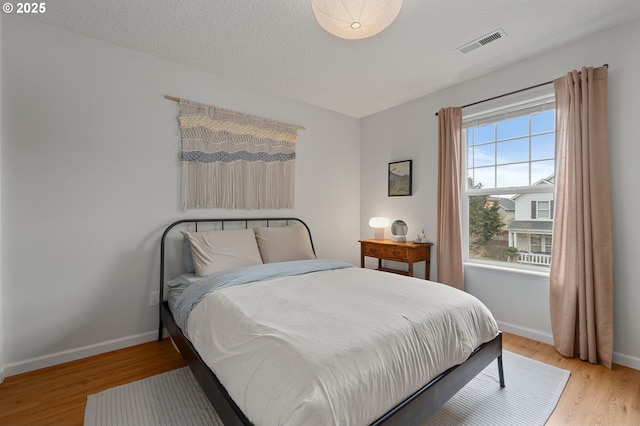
[
  {"left": 434, "top": 64, "right": 608, "bottom": 117},
  {"left": 165, "top": 95, "right": 306, "bottom": 130}
]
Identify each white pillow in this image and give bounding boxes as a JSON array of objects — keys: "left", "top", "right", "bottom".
[
  {"left": 186, "top": 228, "right": 263, "bottom": 277},
  {"left": 253, "top": 225, "right": 316, "bottom": 263}
]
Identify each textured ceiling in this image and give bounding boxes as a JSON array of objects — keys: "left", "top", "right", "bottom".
[{"left": 27, "top": 0, "right": 640, "bottom": 118}]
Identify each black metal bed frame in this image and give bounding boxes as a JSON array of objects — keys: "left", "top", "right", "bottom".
[{"left": 158, "top": 218, "right": 505, "bottom": 425}]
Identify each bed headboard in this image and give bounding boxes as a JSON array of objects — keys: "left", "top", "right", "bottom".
[{"left": 159, "top": 217, "right": 314, "bottom": 304}]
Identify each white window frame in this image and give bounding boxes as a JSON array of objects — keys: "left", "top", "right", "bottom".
[
  {"left": 461, "top": 90, "right": 555, "bottom": 272},
  {"left": 536, "top": 200, "right": 551, "bottom": 219},
  {"left": 530, "top": 234, "right": 553, "bottom": 253}
]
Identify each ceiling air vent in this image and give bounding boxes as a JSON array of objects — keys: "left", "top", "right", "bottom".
[{"left": 457, "top": 29, "right": 507, "bottom": 54}]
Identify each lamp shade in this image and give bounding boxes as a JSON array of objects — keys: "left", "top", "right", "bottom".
[
  {"left": 312, "top": 0, "right": 403, "bottom": 40},
  {"left": 368, "top": 217, "right": 390, "bottom": 228}
]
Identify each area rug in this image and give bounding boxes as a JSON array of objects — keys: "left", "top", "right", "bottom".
[
  {"left": 423, "top": 350, "right": 570, "bottom": 426},
  {"left": 84, "top": 367, "right": 221, "bottom": 426},
  {"left": 84, "top": 351, "right": 569, "bottom": 426}
]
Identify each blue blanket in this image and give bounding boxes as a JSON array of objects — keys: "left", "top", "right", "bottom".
[{"left": 173, "top": 259, "right": 354, "bottom": 331}]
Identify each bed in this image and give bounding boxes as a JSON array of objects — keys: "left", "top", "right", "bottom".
[{"left": 158, "top": 218, "right": 504, "bottom": 425}]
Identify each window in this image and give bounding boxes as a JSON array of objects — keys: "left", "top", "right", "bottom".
[
  {"left": 532, "top": 200, "right": 554, "bottom": 219},
  {"left": 531, "top": 235, "right": 552, "bottom": 253},
  {"left": 463, "top": 94, "right": 555, "bottom": 270}
]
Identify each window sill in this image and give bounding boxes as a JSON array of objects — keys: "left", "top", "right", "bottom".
[{"left": 464, "top": 261, "right": 550, "bottom": 279}]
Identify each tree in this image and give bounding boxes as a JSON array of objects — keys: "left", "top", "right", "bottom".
[{"left": 468, "top": 179, "right": 505, "bottom": 252}]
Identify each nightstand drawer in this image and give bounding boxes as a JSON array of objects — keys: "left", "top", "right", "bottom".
[
  {"left": 362, "top": 243, "right": 384, "bottom": 258},
  {"left": 384, "top": 245, "right": 408, "bottom": 261},
  {"left": 359, "top": 239, "right": 432, "bottom": 279}
]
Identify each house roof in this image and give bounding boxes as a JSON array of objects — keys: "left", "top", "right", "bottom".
[
  {"left": 507, "top": 221, "right": 553, "bottom": 232},
  {"left": 490, "top": 197, "right": 515, "bottom": 211},
  {"left": 512, "top": 175, "right": 555, "bottom": 200}
]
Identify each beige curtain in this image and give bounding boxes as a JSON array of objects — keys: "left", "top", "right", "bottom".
[
  {"left": 550, "top": 66, "right": 613, "bottom": 368},
  {"left": 437, "top": 107, "right": 464, "bottom": 290}
]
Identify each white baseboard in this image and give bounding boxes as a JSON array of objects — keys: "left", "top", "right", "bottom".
[
  {"left": 612, "top": 351, "right": 640, "bottom": 371},
  {"left": 5, "top": 324, "right": 639, "bottom": 378},
  {"left": 4, "top": 330, "right": 165, "bottom": 378},
  {"left": 496, "top": 320, "right": 554, "bottom": 345},
  {"left": 497, "top": 320, "right": 640, "bottom": 371}
]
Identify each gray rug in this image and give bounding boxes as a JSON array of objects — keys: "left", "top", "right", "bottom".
[
  {"left": 423, "top": 351, "right": 569, "bottom": 426},
  {"left": 84, "top": 351, "right": 569, "bottom": 426},
  {"left": 85, "top": 367, "right": 221, "bottom": 426}
]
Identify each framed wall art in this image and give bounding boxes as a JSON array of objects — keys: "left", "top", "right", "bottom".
[{"left": 388, "top": 160, "right": 412, "bottom": 196}]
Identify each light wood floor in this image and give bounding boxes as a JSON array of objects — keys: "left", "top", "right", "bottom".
[{"left": 0, "top": 332, "right": 638, "bottom": 425}]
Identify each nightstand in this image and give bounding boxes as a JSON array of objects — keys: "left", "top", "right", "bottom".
[{"left": 359, "top": 239, "right": 432, "bottom": 280}]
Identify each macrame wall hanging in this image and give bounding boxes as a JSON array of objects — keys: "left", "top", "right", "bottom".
[{"left": 167, "top": 96, "right": 304, "bottom": 210}]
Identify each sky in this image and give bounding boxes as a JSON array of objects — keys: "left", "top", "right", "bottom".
[{"left": 466, "top": 110, "right": 555, "bottom": 190}]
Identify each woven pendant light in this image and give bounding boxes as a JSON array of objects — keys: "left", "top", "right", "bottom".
[{"left": 312, "top": 0, "right": 403, "bottom": 40}]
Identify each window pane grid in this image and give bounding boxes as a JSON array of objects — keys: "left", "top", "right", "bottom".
[
  {"left": 465, "top": 112, "right": 555, "bottom": 190},
  {"left": 464, "top": 104, "right": 555, "bottom": 271}
]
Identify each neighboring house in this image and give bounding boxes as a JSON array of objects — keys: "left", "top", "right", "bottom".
[
  {"left": 507, "top": 176, "right": 554, "bottom": 266},
  {"left": 490, "top": 197, "right": 515, "bottom": 224}
]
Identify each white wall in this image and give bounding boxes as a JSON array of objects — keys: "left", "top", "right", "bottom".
[
  {"left": 1, "top": 17, "right": 361, "bottom": 375},
  {"left": 361, "top": 17, "right": 640, "bottom": 369},
  {"left": 0, "top": 12, "right": 4, "bottom": 383}
]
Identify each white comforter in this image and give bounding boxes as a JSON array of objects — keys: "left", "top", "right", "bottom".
[{"left": 185, "top": 266, "right": 498, "bottom": 426}]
